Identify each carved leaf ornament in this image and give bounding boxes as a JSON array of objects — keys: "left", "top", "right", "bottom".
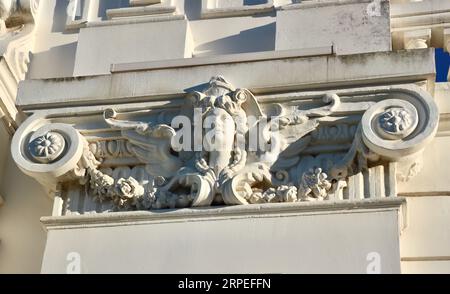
[{"left": 12, "top": 77, "right": 439, "bottom": 212}]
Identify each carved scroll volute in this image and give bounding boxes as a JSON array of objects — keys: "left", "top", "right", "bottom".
[
  {"left": 1, "top": 0, "right": 41, "bottom": 81},
  {"left": 11, "top": 115, "right": 97, "bottom": 195},
  {"left": 361, "top": 86, "right": 439, "bottom": 179}
]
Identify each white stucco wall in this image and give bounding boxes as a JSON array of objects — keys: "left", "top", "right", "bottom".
[
  {"left": 396, "top": 82, "right": 450, "bottom": 273},
  {"left": 0, "top": 146, "right": 52, "bottom": 274},
  {"left": 275, "top": 1, "right": 392, "bottom": 55},
  {"left": 400, "top": 196, "right": 450, "bottom": 274},
  {"left": 398, "top": 136, "right": 450, "bottom": 273},
  {"left": 28, "top": 0, "right": 79, "bottom": 79},
  {"left": 27, "top": 0, "right": 280, "bottom": 79},
  {"left": 41, "top": 203, "right": 403, "bottom": 274}
]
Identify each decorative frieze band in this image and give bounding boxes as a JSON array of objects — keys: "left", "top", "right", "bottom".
[{"left": 11, "top": 77, "right": 439, "bottom": 215}]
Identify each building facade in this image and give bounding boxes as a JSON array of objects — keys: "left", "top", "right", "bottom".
[{"left": 0, "top": 0, "right": 449, "bottom": 273}]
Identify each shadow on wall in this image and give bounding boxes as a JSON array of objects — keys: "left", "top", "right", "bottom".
[
  {"left": 435, "top": 48, "right": 450, "bottom": 82},
  {"left": 194, "top": 22, "right": 276, "bottom": 56},
  {"left": 184, "top": 0, "right": 202, "bottom": 20},
  {"left": 29, "top": 0, "right": 79, "bottom": 79},
  {"left": 51, "top": 0, "right": 72, "bottom": 33},
  {"left": 27, "top": 42, "right": 78, "bottom": 79}
]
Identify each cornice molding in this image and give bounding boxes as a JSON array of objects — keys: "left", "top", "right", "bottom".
[
  {"left": 41, "top": 197, "right": 407, "bottom": 230},
  {"left": 16, "top": 49, "right": 436, "bottom": 112},
  {"left": 111, "top": 47, "right": 334, "bottom": 73}
]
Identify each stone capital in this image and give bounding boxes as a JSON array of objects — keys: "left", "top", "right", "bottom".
[{"left": 11, "top": 78, "right": 439, "bottom": 215}]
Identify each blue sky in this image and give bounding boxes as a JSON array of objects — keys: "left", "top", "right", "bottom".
[{"left": 436, "top": 48, "right": 450, "bottom": 82}]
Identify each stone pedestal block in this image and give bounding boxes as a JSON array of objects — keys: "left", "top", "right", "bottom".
[
  {"left": 276, "top": 1, "right": 392, "bottom": 55},
  {"left": 41, "top": 199, "right": 405, "bottom": 274},
  {"left": 73, "top": 19, "right": 193, "bottom": 76}
]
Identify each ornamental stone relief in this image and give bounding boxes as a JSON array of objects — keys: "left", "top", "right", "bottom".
[
  {"left": 0, "top": 0, "right": 40, "bottom": 80},
  {"left": 11, "top": 77, "right": 439, "bottom": 214},
  {"left": 28, "top": 132, "right": 65, "bottom": 164}
]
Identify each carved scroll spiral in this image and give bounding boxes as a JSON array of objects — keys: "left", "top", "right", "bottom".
[
  {"left": 12, "top": 120, "right": 95, "bottom": 191},
  {"left": 361, "top": 93, "right": 438, "bottom": 159}
]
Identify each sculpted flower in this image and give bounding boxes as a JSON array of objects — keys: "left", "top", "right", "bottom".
[
  {"left": 115, "top": 177, "right": 145, "bottom": 207},
  {"left": 379, "top": 108, "right": 412, "bottom": 134},
  {"left": 298, "top": 168, "right": 332, "bottom": 201},
  {"left": 251, "top": 185, "right": 298, "bottom": 203},
  {"left": 113, "top": 177, "right": 145, "bottom": 209},
  {"left": 277, "top": 185, "right": 298, "bottom": 202},
  {"left": 89, "top": 169, "right": 114, "bottom": 202},
  {"left": 29, "top": 132, "right": 65, "bottom": 163}
]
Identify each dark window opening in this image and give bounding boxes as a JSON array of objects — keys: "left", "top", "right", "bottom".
[{"left": 435, "top": 48, "right": 450, "bottom": 82}]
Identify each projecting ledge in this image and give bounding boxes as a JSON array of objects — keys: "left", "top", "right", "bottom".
[
  {"left": 17, "top": 49, "right": 436, "bottom": 110},
  {"left": 41, "top": 198, "right": 407, "bottom": 231}
]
